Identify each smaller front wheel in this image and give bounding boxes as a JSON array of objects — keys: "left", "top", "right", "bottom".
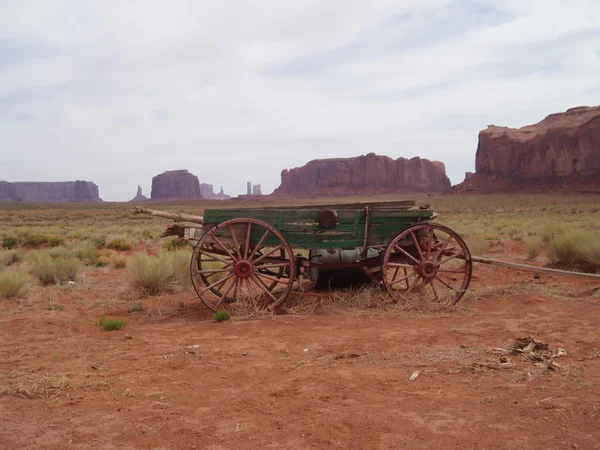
[{"left": 382, "top": 223, "right": 472, "bottom": 305}]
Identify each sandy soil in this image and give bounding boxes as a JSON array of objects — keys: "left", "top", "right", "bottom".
[{"left": 1, "top": 266, "right": 599, "bottom": 450}]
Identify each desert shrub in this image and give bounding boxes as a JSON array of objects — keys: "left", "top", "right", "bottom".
[
  {"left": 48, "top": 237, "right": 65, "bottom": 248},
  {"left": 30, "top": 256, "right": 80, "bottom": 286},
  {"left": 2, "top": 237, "right": 18, "bottom": 249},
  {"left": 525, "top": 237, "right": 543, "bottom": 260},
  {"left": 0, "top": 270, "right": 29, "bottom": 299},
  {"left": 164, "top": 238, "right": 189, "bottom": 251},
  {"left": 22, "top": 235, "right": 49, "bottom": 249},
  {"left": 93, "top": 237, "right": 107, "bottom": 249},
  {"left": 1, "top": 249, "right": 26, "bottom": 266},
  {"left": 547, "top": 230, "right": 600, "bottom": 272},
  {"left": 106, "top": 239, "right": 133, "bottom": 252},
  {"left": 74, "top": 243, "right": 99, "bottom": 265},
  {"left": 538, "top": 223, "right": 565, "bottom": 244},
  {"left": 128, "top": 251, "right": 190, "bottom": 296},
  {"left": 48, "top": 246, "right": 73, "bottom": 260},
  {"left": 111, "top": 255, "right": 128, "bottom": 269},
  {"left": 98, "top": 316, "right": 127, "bottom": 331},
  {"left": 48, "top": 304, "right": 65, "bottom": 311}
]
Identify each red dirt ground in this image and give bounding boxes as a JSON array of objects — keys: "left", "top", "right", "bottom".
[{"left": 1, "top": 266, "right": 599, "bottom": 449}]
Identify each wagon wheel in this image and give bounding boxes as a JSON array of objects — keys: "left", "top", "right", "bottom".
[
  {"left": 382, "top": 223, "right": 472, "bottom": 306},
  {"left": 190, "top": 218, "right": 296, "bottom": 312}
]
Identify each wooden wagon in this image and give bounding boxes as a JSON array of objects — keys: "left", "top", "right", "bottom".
[{"left": 135, "top": 200, "right": 473, "bottom": 312}]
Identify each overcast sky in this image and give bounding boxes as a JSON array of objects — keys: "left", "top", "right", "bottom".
[{"left": 1, "top": 1, "right": 599, "bottom": 201}]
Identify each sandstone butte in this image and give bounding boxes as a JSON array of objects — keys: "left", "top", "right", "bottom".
[
  {"left": 200, "top": 183, "right": 231, "bottom": 200},
  {"left": 150, "top": 170, "right": 203, "bottom": 200},
  {"left": 0, "top": 180, "right": 102, "bottom": 202},
  {"left": 456, "top": 106, "right": 600, "bottom": 192},
  {"left": 273, "top": 153, "right": 451, "bottom": 196}
]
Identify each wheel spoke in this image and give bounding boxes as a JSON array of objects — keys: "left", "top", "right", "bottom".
[
  {"left": 438, "top": 251, "right": 464, "bottom": 265},
  {"left": 210, "top": 233, "right": 237, "bottom": 261},
  {"left": 253, "top": 245, "right": 284, "bottom": 264},
  {"left": 256, "top": 271, "right": 291, "bottom": 287},
  {"left": 214, "top": 277, "right": 237, "bottom": 307},
  {"left": 434, "top": 275, "right": 459, "bottom": 293},
  {"left": 430, "top": 280, "right": 439, "bottom": 301},
  {"left": 243, "top": 222, "right": 252, "bottom": 259},
  {"left": 200, "top": 272, "right": 235, "bottom": 294},
  {"left": 228, "top": 223, "right": 242, "bottom": 260},
  {"left": 393, "top": 244, "right": 420, "bottom": 265},
  {"left": 250, "top": 274, "right": 279, "bottom": 303},
  {"left": 437, "top": 268, "right": 468, "bottom": 274},
  {"left": 426, "top": 227, "right": 434, "bottom": 258},
  {"left": 390, "top": 270, "right": 418, "bottom": 287},
  {"left": 248, "top": 229, "right": 270, "bottom": 261},
  {"left": 197, "top": 248, "right": 233, "bottom": 265},
  {"left": 388, "top": 262, "right": 417, "bottom": 269},
  {"left": 197, "top": 267, "right": 234, "bottom": 275},
  {"left": 410, "top": 231, "right": 423, "bottom": 260}
]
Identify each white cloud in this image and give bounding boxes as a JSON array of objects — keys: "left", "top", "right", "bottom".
[{"left": 1, "top": 0, "right": 599, "bottom": 200}]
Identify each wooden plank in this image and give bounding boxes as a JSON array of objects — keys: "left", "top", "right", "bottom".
[{"left": 471, "top": 256, "right": 600, "bottom": 281}]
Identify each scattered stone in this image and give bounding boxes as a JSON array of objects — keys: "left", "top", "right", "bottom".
[
  {"left": 409, "top": 371, "right": 420, "bottom": 382},
  {"left": 124, "top": 334, "right": 132, "bottom": 340}
]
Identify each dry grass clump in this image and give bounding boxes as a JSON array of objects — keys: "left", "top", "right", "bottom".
[
  {"left": 0, "top": 371, "right": 113, "bottom": 399},
  {"left": 524, "top": 236, "right": 543, "bottom": 260},
  {"left": 0, "top": 372, "right": 70, "bottom": 399},
  {"left": 1, "top": 249, "right": 25, "bottom": 266},
  {"left": 111, "top": 255, "right": 128, "bottom": 269},
  {"left": 547, "top": 230, "right": 600, "bottom": 272},
  {"left": 128, "top": 250, "right": 190, "bottom": 296},
  {"left": 0, "top": 270, "right": 29, "bottom": 299},
  {"left": 74, "top": 242, "right": 99, "bottom": 265},
  {"left": 29, "top": 255, "right": 80, "bottom": 286}
]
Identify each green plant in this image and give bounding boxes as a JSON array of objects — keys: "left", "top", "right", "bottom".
[
  {"left": 2, "top": 236, "right": 18, "bottom": 249},
  {"left": 30, "top": 256, "right": 80, "bottom": 286},
  {"left": 98, "top": 316, "right": 127, "bottom": 331},
  {"left": 106, "top": 239, "right": 133, "bottom": 252},
  {"left": 213, "top": 310, "right": 230, "bottom": 322},
  {"left": 22, "top": 235, "right": 49, "bottom": 249},
  {"left": 48, "top": 237, "right": 65, "bottom": 248},
  {"left": 48, "top": 304, "right": 65, "bottom": 311},
  {"left": 0, "top": 271, "right": 29, "bottom": 299}
]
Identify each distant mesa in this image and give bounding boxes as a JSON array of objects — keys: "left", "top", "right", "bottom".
[
  {"left": 150, "top": 170, "right": 203, "bottom": 200},
  {"left": 130, "top": 185, "right": 149, "bottom": 202},
  {"left": 0, "top": 180, "right": 102, "bottom": 203},
  {"left": 454, "top": 106, "right": 600, "bottom": 192},
  {"left": 272, "top": 153, "right": 451, "bottom": 197},
  {"left": 200, "top": 183, "right": 231, "bottom": 200}
]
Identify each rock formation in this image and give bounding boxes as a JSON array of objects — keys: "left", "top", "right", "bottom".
[
  {"left": 150, "top": 170, "right": 202, "bottom": 200},
  {"left": 252, "top": 184, "right": 262, "bottom": 195},
  {"left": 200, "top": 183, "right": 231, "bottom": 200},
  {"left": 455, "top": 106, "right": 600, "bottom": 192},
  {"left": 130, "top": 185, "right": 149, "bottom": 202},
  {"left": 0, "top": 180, "right": 102, "bottom": 202},
  {"left": 273, "top": 153, "right": 451, "bottom": 196}
]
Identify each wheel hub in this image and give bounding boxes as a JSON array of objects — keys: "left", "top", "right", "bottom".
[
  {"left": 234, "top": 260, "right": 253, "bottom": 278},
  {"left": 417, "top": 261, "right": 438, "bottom": 280}
]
